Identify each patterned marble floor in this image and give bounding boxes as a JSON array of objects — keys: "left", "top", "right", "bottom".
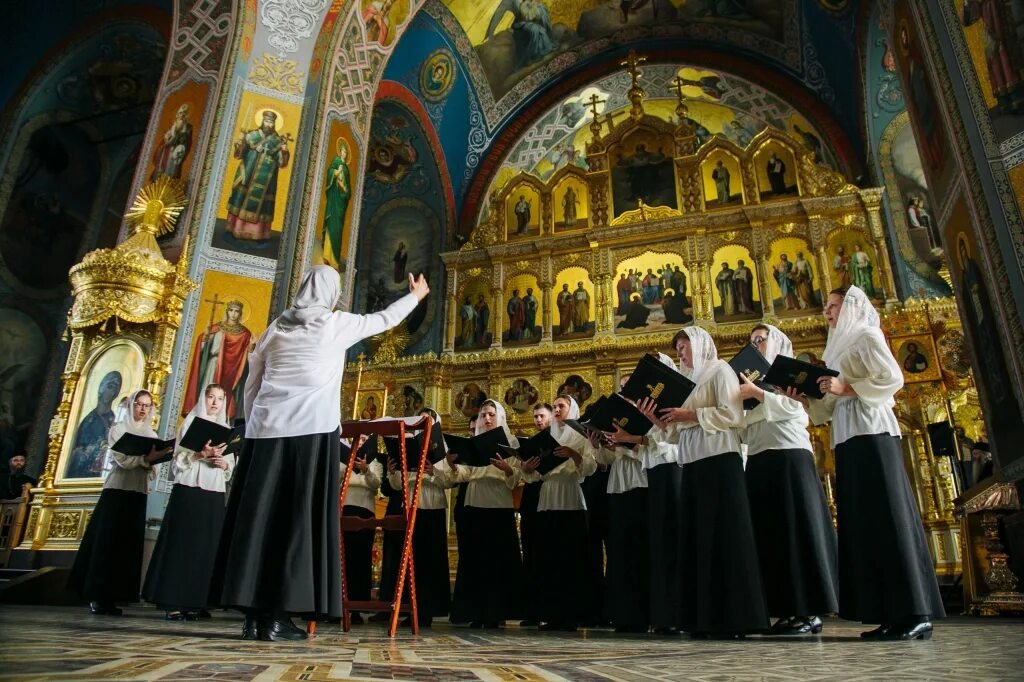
[{"left": 0, "top": 606, "right": 1022, "bottom": 681}]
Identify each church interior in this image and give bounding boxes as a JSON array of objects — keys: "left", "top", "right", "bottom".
[{"left": 1, "top": 0, "right": 1024, "bottom": 679}]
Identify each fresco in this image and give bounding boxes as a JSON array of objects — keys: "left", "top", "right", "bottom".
[
  {"left": 420, "top": 47, "right": 457, "bottom": 101},
  {"left": 362, "top": 0, "right": 412, "bottom": 47},
  {"left": 503, "top": 273, "right": 542, "bottom": 346},
  {"left": 318, "top": 119, "right": 361, "bottom": 272},
  {"left": 212, "top": 91, "right": 302, "bottom": 258},
  {"left": 553, "top": 266, "right": 595, "bottom": 340},
  {"left": 147, "top": 81, "right": 209, "bottom": 187},
  {"left": 711, "top": 245, "right": 762, "bottom": 322},
  {"left": 363, "top": 198, "right": 438, "bottom": 339},
  {"left": 442, "top": 1, "right": 791, "bottom": 100},
  {"left": 701, "top": 151, "right": 745, "bottom": 207},
  {"left": 956, "top": 0, "right": 1024, "bottom": 142},
  {"left": 180, "top": 271, "right": 272, "bottom": 423},
  {"left": 767, "top": 237, "right": 821, "bottom": 316},
  {"left": 0, "top": 307, "right": 48, "bottom": 468},
  {"left": 505, "top": 377, "right": 539, "bottom": 414},
  {"left": 613, "top": 251, "right": 692, "bottom": 333},
  {"left": 0, "top": 123, "right": 99, "bottom": 290},
  {"left": 753, "top": 142, "right": 799, "bottom": 200}
]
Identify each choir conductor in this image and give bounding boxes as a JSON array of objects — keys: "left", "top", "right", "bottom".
[{"left": 212, "top": 265, "right": 430, "bottom": 641}]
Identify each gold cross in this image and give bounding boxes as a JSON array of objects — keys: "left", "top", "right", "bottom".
[
  {"left": 585, "top": 93, "right": 606, "bottom": 121},
  {"left": 620, "top": 50, "right": 647, "bottom": 88}
]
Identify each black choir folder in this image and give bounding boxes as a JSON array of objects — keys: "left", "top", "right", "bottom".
[
  {"left": 110, "top": 433, "right": 175, "bottom": 464},
  {"left": 620, "top": 354, "right": 696, "bottom": 409},
  {"left": 443, "top": 428, "right": 510, "bottom": 467},
  {"left": 383, "top": 429, "right": 447, "bottom": 471},
  {"left": 575, "top": 394, "right": 653, "bottom": 437},
  {"left": 763, "top": 355, "right": 839, "bottom": 400},
  {"left": 728, "top": 344, "right": 775, "bottom": 410},
  {"left": 497, "top": 430, "right": 563, "bottom": 475},
  {"left": 179, "top": 417, "right": 240, "bottom": 453},
  {"left": 341, "top": 433, "right": 384, "bottom": 463}
]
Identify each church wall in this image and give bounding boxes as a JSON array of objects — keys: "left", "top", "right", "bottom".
[{"left": 0, "top": 16, "right": 169, "bottom": 477}]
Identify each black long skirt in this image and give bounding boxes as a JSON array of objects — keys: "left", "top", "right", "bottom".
[
  {"left": 342, "top": 505, "right": 375, "bottom": 603},
  {"left": 142, "top": 485, "right": 225, "bottom": 610},
  {"left": 376, "top": 480, "right": 405, "bottom": 602},
  {"left": 535, "top": 509, "right": 588, "bottom": 626},
  {"left": 411, "top": 508, "right": 451, "bottom": 618},
  {"left": 519, "top": 481, "right": 542, "bottom": 622},
  {"left": 835, "top": 434, "right": 945, "bottom": 624},
  {"left": 67, "top": 488, "right": 146, "bottom": 603},
  {"left": 450, "top": 506, "right": 522, "bottom": 624},
  {"left": 745, "top": 448, "right": 839, "bottom": 618},
  {"left": 606, "top": 488, "right": 650, "bottom": 629},
  {"left": 581, "top": 468, "right": 610, "bottom": 625},
  {"left": 678, "top": 453, "right": 769, "bottom": 635},
  {"left": 211, "top": 430, "right": 341, "bottom": 618},
  {"left": 646, "top": 463, "right": 684, "bottom": 629}
]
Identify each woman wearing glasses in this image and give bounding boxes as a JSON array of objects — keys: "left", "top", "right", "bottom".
[
  {"left": 739, "top": 324, "right": 838, "bottom": 636},
  {"left": 68, "top": 389, "right": 172, "bottom": 616}
]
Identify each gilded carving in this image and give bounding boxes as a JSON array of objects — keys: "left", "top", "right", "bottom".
[{"left": 48, "top": 511, "right": 82, "bottom": 539}]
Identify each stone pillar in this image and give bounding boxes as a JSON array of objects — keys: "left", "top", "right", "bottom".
[
  {"left": 756, "top": 255, "right": 775, "bottom": 317},
  {"left": 541, "top": 283, "right": 554, "bottom": 341},
  {"left": 490, "top": 287, "right": 503, "bottom": 349}
]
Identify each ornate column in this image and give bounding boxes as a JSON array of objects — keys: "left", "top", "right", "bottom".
[
  {"left": 861, "top": 189, "right": 901, "bottom": 308},
  {"left": 490, "top": 286, "right": 504, "bottom": 349},
  {"left": 541, "top": 282, "right": 554, "bottom": 342},
  {"left": 816, "top": 246, "right": 834, "bottom": 294},
  {"left": 443, "top": 270, "right": 456, "bottom": 353},
  {"left": 756, "top": 255, "right": 775, "bottom": 317}
]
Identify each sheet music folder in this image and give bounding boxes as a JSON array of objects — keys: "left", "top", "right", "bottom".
[
  {"left": 179, "top": 417, "right": 238, "bottom": 452},
  {"left": 442, "top": 428, "right": 510, "bottom": 467},
  {"left": 620, "top": 354, "right": 696, "bottom": 409},
  {"left": 497, "top": 430, "right": 563, "bottom": 475},
  {"left": 110, "top": 433, "right": 176, "bottom": 464},
  {"left": 728, "top": 344, "right": 775, "bottom": 410},
  {"left": 763, "top": 355, "right": 839, "bottom": 400}
]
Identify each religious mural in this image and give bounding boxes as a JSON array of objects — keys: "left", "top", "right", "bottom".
[
  {"left": 883, "top": 119, "right": 944, "bottom": 264},
  {"left": 614, "top": 251, "right": 692, "bottom": 332},
  {"left": 442, "top": 1, "right": 791, "bottom": 101},
  {"left": 420, "top": 47, "right": 457, "bottom": 101},
  {"left": 0, "top": 307, "right": 48, "bottom": 468},
  {"left": 505, "top": 181, "right": 542, "bottom": 239},
  {"left": 147, "top": 81, "right": 208, "bottom": 187},
  {"left": 0, "top": 123, "right": 100, "bottom": 291},
  {"left": 553, "top": 267, "right": 595, "bottom": 340},
  {"left": 768, "top": 237, "right": 821, "bottom": 315},
  {"left": 753, "top": 142, "right": 799, "bottom": 200},
  {"left": 557, "top": 374, "right": 593, "bottom": 406},
  {"left": 213, "top": 92, "right": 300, "bottom": 257},
  {"left": 504, "top": 378, "right": 539, "bottom": 414},
  {"left": 711, "top": 245, "right": 761, "bottom": 321},
  {"left": 611, "top": 136, "right": 677, "bottom": 215},
  {"left": 318, "top": 119, "right": 360, "bottom": 272},
  {"left": 454, "top": 381, "right": 488, "bottom": 417},
  {"left": 455, "top": 277, "right": 492, "bottom": 350},
  {"left": 701, "top": 151, "right": 745, "bottom": 207},
  {"left": 503, "top": 273, "right": 542, "bottom": 346},
  {"left": 891, "top": 334, "right": 941, "bottom": 383},
  {"left": 828, "top": 230, "right": 881, "bottom": 300},
  {"left": 399, "top": 384, "right": 425, "bottom": 416},
  {"left": 362, "top": 0, "right": 412, "bottom": 47},
  {"left": 180, "top": 271, "right": 272, "bottom": 423},
  {"left": 551, "top": 170, "right": 588, "bottom": 230},
  {"left": 956, "top": 0, "right": 1024, "bottom": 141},
  {"left": 60, "top": 339, "right": 146, "bottom": 481}
]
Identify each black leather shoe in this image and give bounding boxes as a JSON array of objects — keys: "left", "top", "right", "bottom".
[
  {"left": 197, "top": 609, "right": 213, "bottom": 619},
  {"left": 241, "top": 616, "right": 258, "bottom": 640},
  {"left": 166, "top": 611, "right": 185, "bottom": 621},
  {"left": 883, "top": 621, "right": 932, "bottom": 641},
  {"left": 779, "top": 616, "right": 823, "bottom": 635},
  {"left": 258, "top": 617, "right": 309, "bottom": 641},
  {"left": 765, "top": 617, "right": 795, "bottom": 634},
  {"left": 861, "top": 624, "right": 892, "bottom": 639}
]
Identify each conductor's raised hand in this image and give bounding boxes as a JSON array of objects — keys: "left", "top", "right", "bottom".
[{"left": 408, "top": 273, "right": 430, "bottom": 301}]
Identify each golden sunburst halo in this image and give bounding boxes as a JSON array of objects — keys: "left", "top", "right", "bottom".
[{"left": 124, "top": 176, "right": 187, "bottom": 237}]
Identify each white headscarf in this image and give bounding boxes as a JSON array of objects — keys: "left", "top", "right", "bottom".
[
  {"left": 277, "top": 265, "right": 340, "bottom": 332},
  {"left": 678, "top": 326, "right": 718, "bottom": 385},
  {"left": 177, "top": 383, "right": 230, "bottom": 441},
  {"left": 760, "top": 324, "right": 794, "bottom": 365},
  {"left": 549, "top": 395, "right": 580, "bottom": 445},
  {"left": 105, "top": 389, "right": 159, "bottom": 466},
  {"left": 473, "top": 399, "right": 520, "bottom": 448},
  {"left": 656, "top": 352, "right": 678, "bottom": 371},
  {"left": 821, "top": 286, "right": 885, "bottom": 369}
]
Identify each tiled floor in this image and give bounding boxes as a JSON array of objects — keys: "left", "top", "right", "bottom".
[{"left": 0, "top": 606, "right": 1022, "bottom": 681}]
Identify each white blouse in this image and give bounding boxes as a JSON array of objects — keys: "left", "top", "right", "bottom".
[
  {"left": 244, "top": 293, "right": 419, "bottom": 439},
  {"left": 448, "top": 459, "right": 522, "bottom": 509},
  {"left": 640, "top": 437, "right": 678, "bottom": 469},
  {"left": 654, "top": 360, "right": 744, "bottom": 466},
  {"left": 742, "top": 390, "right": 813, "bottom": 456},
  {"left": 595, "top": 445, "right": 648, "bottom": 494},
  {"left": 807, "top": 335, "right": 903, "bottom": 447},
  {"left": 523, "top": 435, "right": 597, "bottom": 512},
  {"left": 103, "top": 423, "right": 153, "bottom": 494},
  {"left": 172, "top": 447, "right": 235, "bottom": 493},
  {"left": 341, "top": 459, "right": 383, "bottom": 512},
  {"left": 387, "top": 467, "right": 449, "bottom": 511}
]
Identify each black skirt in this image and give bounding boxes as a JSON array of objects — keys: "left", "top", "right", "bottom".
[
  {"left": 646, "top": 462, "right": 684, "bottom": 629},
  {"left": 519, "top": 482, "right": 542, "bottom": 622},
  {"left": 342, "top": 505, "right": 375, "bottom": 603},
  {"left": 835, "top": 434, "right": 945, "bottom": 624},
  {"left": 411, "top": 507, "right": 451, "bottom": 618},
  {"left": 211, "top": 430, "right": 341, "bottom": 618},
  {"left": 534, "top": 509, "right": 588, "bottom": 626},
  {"left": 67, "top": 488, "right": 146, "bottom": 603},
  {"left": 450, "top": 506, "right": 522, "bottom": 623},
  {"left": 745, "top": 448, "right": 839, "bottom": 618},
  {"left": 142, "top": 484, "right": 226, "bottom": 610},
  {"left": 581, "top": 468, "right": 610, "bottom": 625},
  {"left": 606, "top": 488, "right": 650, "bottom": 629},
  {"left": 377, "top": 480, "right": 406, "bottom": 601},
  {"left": 678, "top": 453, "right": 769, "bottom": 635}
]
